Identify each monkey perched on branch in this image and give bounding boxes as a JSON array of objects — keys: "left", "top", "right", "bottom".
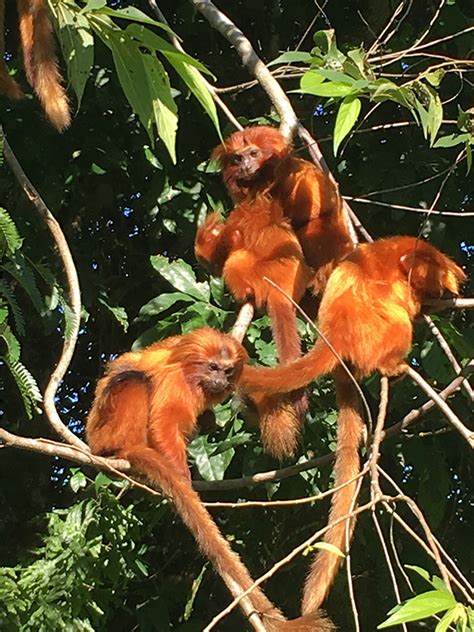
[
  {"left": 86, "top": 326, "right": 335, "bottom": 631},
  {"left": 0, "top": 0, "right": 70, "bottom": 131},
  {"left": 210, "top": 125, "right": 354, "bottom": 293},
  {"left": 240, "top": 236, "right": 466, "bottom": 616}
]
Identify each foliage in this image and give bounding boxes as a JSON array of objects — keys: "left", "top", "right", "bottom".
[
  {"left": 0, "top": 207, "right": 42, "bottom": 418},
  {"left": 0, "top": 1, "right": 472, "bottom": 630},
  {"left": 48, "top": 0, "right": 219, "bottom": 162},
  {"left": 378, "top": 567, "right": 473, "bottom": 631},
  {"left": 271, "top": 29, "right": 474, "bottom": 157}
]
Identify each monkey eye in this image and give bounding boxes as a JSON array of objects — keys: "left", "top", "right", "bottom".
[
  {"left": 208, "top": 362, "right": 220, "bottom": 371},
  {"left": 224, "top": 366, "right": 235, "bottom": 378},
  {"left": 249, "top": 149, "right": 260, "bottom": 158},
  {"left": 231, "top": 154, "right": 243, "bottom": 165}
]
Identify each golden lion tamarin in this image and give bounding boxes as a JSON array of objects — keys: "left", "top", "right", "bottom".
[
  {"left": 240, "top": 236, "right": 466, "bottom": 615},
  {"left": 86, "top": 327, "right": 334, "bottom": 631}
]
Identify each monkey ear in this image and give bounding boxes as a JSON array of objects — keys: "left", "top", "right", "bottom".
[
  {"left": 211, "top": 143, "right": 226, "bottom": 164},
  {"left": 399, "top": 252, "right": 430, "bottom": 289}
]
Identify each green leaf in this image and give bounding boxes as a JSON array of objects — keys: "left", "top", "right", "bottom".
[
  {"left": 98, "top": 298, "right": 129, "bottom": 331},
  {"left": 0, "top": 278, "right": 25, "bottom": 336},
  {"left": 150, "top": 256, "right": 210, "bottom": 301},
  {"left": 302, "top": 542, "right": 345, "bottom": 558},
  {"left": 4, "top": 358, "right": 42, "bottom": 419},
  {"left": 51, "top": 0, "right": 94, "bottom": 108},
  {"left": 378, "top": 591, "right": 456, "bottom": 628},
  {"left": 92, "top": 17, "right": 154, "bottom": 141},
  {"left": 70, "top": 470, "right": 87, "bottom": 493},
  {"left": 188, "top": 435, "right": 234, "bottom": 481},
  {"left": 184, "top": 564, "right": 207, "bottom": 621},
  {"left": 300, "top": 71, "right": 354, "bottom": 97},
  {"left": 0, "top": 208, "right": 22, "bottom": 254},
  {"left": 0, "top": 323, "right": 21, "bottom": 363},
  {"left": 433, "top": 133, "right": 470, "bottom": 148},
  {"left": 91, "top": 5, "right": 177, "bottom": 36},
  {"left": 163, "top": 55, "right": 220, "bottom": 136},
  {"left": 268, "top": 51, "right": 312, "bottom": 66},
  {"left": 333, "top": 95, "right": 361, "bottom": 155},
  {"left": 125, "top": 24, "right": 219, "bottom": 134},
  {"left": 141, "top": 54, "right": 178, "bottom": 163},
  {"left": 138, "top": 292, "right": 195, "bottom": 318},
  {"left": 427, "top": 90, "right": 443, "bottom": 145},
  {"left": 423, "top": 69, "right": 445, "bottom": 87},
  {"left": 313, "top": 68, "right": 356, "bottom": 84}
]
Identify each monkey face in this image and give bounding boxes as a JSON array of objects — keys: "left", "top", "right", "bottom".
[
  {"left": 200, "top": 356, "right": 240, "bottom": 395},
  {"left": 227, "top": 146, "right": 264, "bottom": 183}
]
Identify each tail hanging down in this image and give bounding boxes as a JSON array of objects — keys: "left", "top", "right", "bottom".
[{"left": 17, "top": 0, "right": 70, "bottom": 131}]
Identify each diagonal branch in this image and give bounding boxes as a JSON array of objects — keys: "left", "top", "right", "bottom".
[
  {"left": 190, "top": 0, "right": 298, "bottom": 140},
  {"left": 406, "top": 367, "right": 473, "bottom": 448},
  {"left": 3, "top": 136, "right": 87, "bottom": 450}
]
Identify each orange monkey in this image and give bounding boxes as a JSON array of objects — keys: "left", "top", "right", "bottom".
[
  {"left": 0, "top": 0, "right": 70, "bottom": 130},
  {"left": 240, "top": 236, "right": 466, "bottom": 615},
  {"left": 211, "top": 125, "right": 353, "bottom": 293},
  {"left": 86, "top": 327, "right": 334, "bottom": 631},
  {"left": 195, "top": 196, "right": 312, "bottom": 458}
]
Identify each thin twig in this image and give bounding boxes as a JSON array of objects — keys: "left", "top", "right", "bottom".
[
  {"left": 345, "top": 476, "right": 364, "bottom": 632},
  {"left": 389, "top": 513, "right": 415, "bottom": 593},
  {"left": 3, "top": 137, "right": 87, "bottom": 450},
  {"left": 370, "top": 377, "right": 389, "bottom": 499},
  {"left": 386, "top": 361, "right": 474, "bottom": 438},
  {"left": 204, "top": 467, "right": 368, "bottom": 508},
  {"left": 348, "top": 196, "right": 474, "bottom": 217},
  {"left": 372, "top": 511, "right": 408, "bottom": 632},
  {"left": 378, "top": 467, "right": 452, "bottom": 592},
  {"left": 406, "top": 367, "right": 473, "bottom": 449},
  {"left": 203, "top": 499, "right": 379, "bottom": 631},
  {"left": 423, "top": 315, "right": 474, "bottom": 401}
]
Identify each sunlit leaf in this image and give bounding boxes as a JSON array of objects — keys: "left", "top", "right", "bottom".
[{"left": 333, "top": 95, "right": 361, "bottom": 154}]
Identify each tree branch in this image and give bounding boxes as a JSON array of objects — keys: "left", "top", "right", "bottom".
[
  {"left": 3, "top": 136, "right": 87, "bottom": 450},
  {"left": 189, "top": 0, "right": 298, "bottom": 140}
]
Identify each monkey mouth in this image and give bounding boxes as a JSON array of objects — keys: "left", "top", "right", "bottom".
[{"left": 204, "top": 381, "right": 232, "bottom": 394}]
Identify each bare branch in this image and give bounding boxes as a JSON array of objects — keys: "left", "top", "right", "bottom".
[
  {"left": 3, "top": 136, "right": 87, "bottom": 450},
  {"left": 190, "top": 0, "right": 298, "bottom": 139},
  {"left": 231, "top": 303, "right": 255, "bottom": 343},
  {"left": 423, "top": 315, "right": 474, "bottom": 401},
  {"left": 370, "top": 377, "right": 389, "bottom": 499},
  {"left": 406, "top": 367, "right": 474, "bottom": 449},
  {"left": 386, "top": 361, "right": 474, "bottom": 437}
]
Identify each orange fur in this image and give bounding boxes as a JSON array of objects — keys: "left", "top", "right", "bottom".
[
  {"left": 212, "top": 125, "right": 353, "bottom": 292},
  {"left": 14, "top": 0, "right": 70, "bottom": 130},
  {"left": 195, "top": 196, "right": 312, "bottom": 457},
  {"left": 86, "top": 327, "right": 334, "bottom": 631},
  {"left": 240, "top": 236, "right": 466, "bottom": 613}
]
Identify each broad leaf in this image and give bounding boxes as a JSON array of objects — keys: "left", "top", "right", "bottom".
[
  {"left": 333, "top": 96, "right": 361, "bottom": 155},
  {"left": 150, "top": 256, "right": 210, "bottom": 301},
  {"left": 378, "top": 591, "right": 456, "bottom": 628}
]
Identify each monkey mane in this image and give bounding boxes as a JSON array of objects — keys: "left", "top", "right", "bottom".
[{"left": 212, "top": 125, "right": 290, "bottom": 163}]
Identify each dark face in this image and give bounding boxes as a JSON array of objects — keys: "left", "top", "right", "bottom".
[
  {"left": 227, "top": 145, "right": 264, "bottom": 183},
  {"left": 200, "top": 356, "right": 240, "bottom": 395}
]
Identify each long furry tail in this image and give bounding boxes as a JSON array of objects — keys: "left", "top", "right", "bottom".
[
  {"left": 240, "top": 339, "right": 338, "bottom": 397},
  {"left": 121, "top": 445, "right": 285, "bottom": 626},
  {"left": 17, "top": 0, "right": 70, "bottom": 131},
  {"left": 256, "top": 296, "right": 308, "bottom": 458},
  {"left": 302, "top": 368, "right": 364, "bottom": 614}
]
